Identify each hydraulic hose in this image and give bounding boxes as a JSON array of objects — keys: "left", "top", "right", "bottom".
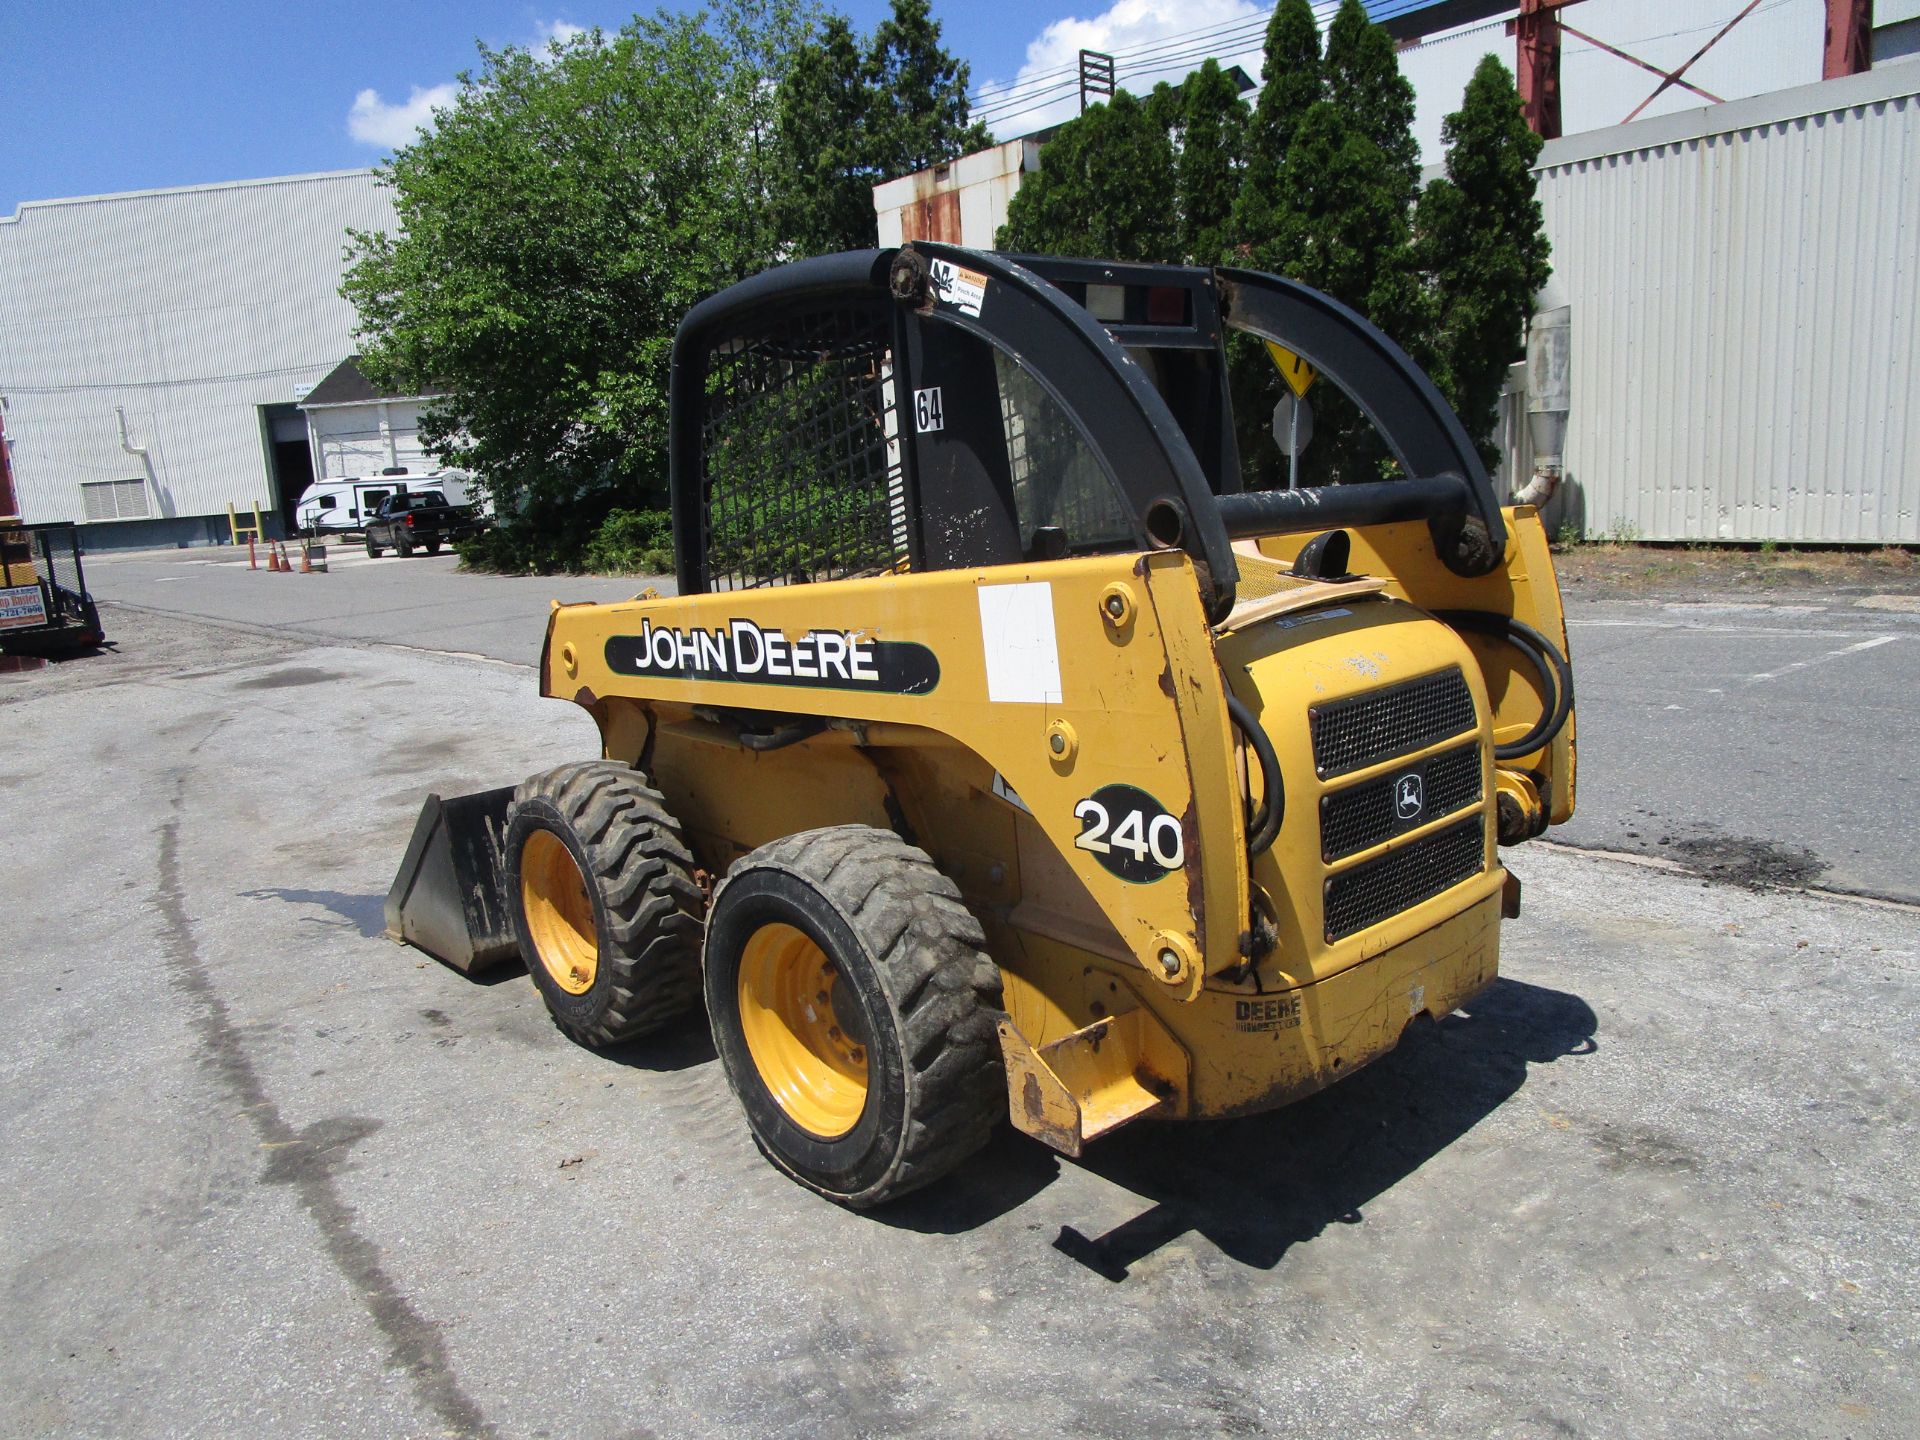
[
  {"left": 1437, "top": 611, "right": 1575, "bottom": 761},
  {"left": 1224, "top": 690, "right": 1284, "bottom": 857}
]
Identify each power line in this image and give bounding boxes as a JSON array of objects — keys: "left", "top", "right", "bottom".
[
  {"left": 966, "top": 1, "right": 1346, "bottom": 115},
  {"left": 967, "top": 0, "right": 1500, "bottom": 129}
]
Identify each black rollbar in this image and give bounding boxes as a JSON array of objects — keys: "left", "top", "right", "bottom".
[{"left": 1216, "top": 474, "right": 1471, "bottom": 540}]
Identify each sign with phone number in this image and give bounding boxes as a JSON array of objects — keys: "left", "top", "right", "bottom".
[{"left": 0, "top": 584, "right": 48, "bottom": 631}]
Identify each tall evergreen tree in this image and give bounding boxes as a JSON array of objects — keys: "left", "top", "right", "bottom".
[
  {"left": 1145, "top": 79, "right": 1186, "bottom": 143},
  {"left": 1228, "top": 0, "right": 1322, "bottom": 259},
  {"left": 1176, "top": 59, "right": 1248, "bottom": 265},
  {"left": 1324, "top": 0, "right": 1419, "bottom": 208},
  {"left": 995, "top": 91, "right": 1179, "bottom": 262},
  {"left": 775, "top": 17, "right": 873, "bottom": 258},
  {"left": 867, "top": 0, "right": 989, "bottom": 175},
  {"left": 774, "top": 0, "right": 986, "bottom": 255},
  {"left": 1415, "top": 53, "right": 1552, "bottom": 470}
]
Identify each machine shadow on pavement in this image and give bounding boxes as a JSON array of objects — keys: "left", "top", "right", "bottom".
[
  {"left": 241, "top": 887, "right": 391, "bottom": 939},
  {"left": 1020, "top": 976, "right": 1597, "bottom": 1279}
]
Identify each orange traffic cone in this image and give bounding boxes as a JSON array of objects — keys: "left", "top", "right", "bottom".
[{"left": 298, "top": 544, "right": 311, "bottom": 574}]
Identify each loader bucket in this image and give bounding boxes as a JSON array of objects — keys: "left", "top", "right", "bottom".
[{"left": 384, "top": 787, "right": 520, "bottom": 975}]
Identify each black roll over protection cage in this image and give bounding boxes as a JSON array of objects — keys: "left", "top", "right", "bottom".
[{"left": 668, "top": 244, "right": 1508, "bottom": 623}]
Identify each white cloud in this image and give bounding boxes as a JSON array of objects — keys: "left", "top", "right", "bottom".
[
  {"left": 347, "top": 83, "right": 459, "bottom": 149},
  {"left": 536, "top": 18, "right": 588, "bottom": 49},
  {"left": 976, "top": 0, "right": 1276, "bottom": 139},
  {"left": 345, "top": 20, "right": 593, "bottom": 149}
]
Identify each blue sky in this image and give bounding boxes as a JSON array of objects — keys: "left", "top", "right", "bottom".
[
  {"left": 4, "top": 2, "right": 1792, "bottom": 217},
  {"left": 1, "top": 1, "right": 1306, "bottom": 215}
]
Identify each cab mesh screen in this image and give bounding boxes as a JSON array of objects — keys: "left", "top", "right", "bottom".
[{"left": 701, "top": 304, "right": 908, "bottom": 590}]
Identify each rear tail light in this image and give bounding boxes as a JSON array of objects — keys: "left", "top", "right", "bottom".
[{"left": 405, "top": 514, "right": 414, "bottom": 527}]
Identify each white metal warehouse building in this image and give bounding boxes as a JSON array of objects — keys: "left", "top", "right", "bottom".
[
  {"left": 0, "top": 169, "right": 398, "bottom": 546},
  {"left": 1530, "top": 64, "right": 1918, "bottom": 544}
]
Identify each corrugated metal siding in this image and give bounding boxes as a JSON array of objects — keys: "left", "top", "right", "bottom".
[
  {"left": 1539, "top": 71, "right": 1919, "bottom": 542},
  {"left": 307, "top": 400, "right": 436, "bottom": 479},
  {"left": 0, "top": 171, "right": 397, "bottom": 526}
]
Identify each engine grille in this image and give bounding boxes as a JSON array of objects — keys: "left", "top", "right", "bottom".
[
  {"left": 1319, "top": 743, "right": 1483, "bottom": 862},
  {"left": 1323, "top": 815, "right": 1486, "bottom": 942},
  {"left": 1308, "top": 667, "right": 1476, "bottom": 778}
]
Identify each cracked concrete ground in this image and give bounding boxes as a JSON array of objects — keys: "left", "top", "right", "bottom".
[{"left": 1, "top": 606, "right": 1914, "bottom": 1438}]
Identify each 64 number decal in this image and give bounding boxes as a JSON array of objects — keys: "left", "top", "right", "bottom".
[
  {"left": 914, "top": 386, "right": 945, "bottom": 433},
  {"left": 1073, "top": 784, "right": 1185, "bottom": 883}
]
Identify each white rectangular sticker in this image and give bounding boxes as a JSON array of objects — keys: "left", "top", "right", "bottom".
[
  {"left": 929, "top": 257, "right": 987, "bottom": 318},
  {"left": 977, "top": 582, "right": 1062, "bottom": 704},
  {"left": 914, "top": 387, "right": 945, "bottom": 433},
  {"left": 0, "top": 584, "right": 47, "bottom": 631}
]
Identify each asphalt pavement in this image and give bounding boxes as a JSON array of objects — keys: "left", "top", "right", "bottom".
[
  {"left": 81, "top": 543, "right": 669, "bottom": 668},
  {"left": 2, "top": 604, "right": 1914, "bottom": 1438},
  {"left": 84, "top": 543, "right": 1920, "bottom": 902}
]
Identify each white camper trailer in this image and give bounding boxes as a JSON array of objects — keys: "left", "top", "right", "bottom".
[{"left": 295, "top": 467, "right": 481, "bottom": 535}]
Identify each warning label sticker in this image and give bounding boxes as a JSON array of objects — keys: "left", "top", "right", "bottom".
[{"left": 930, "top": 257, "right": 988, "bottom": 318}]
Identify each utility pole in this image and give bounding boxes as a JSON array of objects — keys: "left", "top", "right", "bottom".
[{"left": 1078, "top": 50, "right": 1115, "bottom": 114}]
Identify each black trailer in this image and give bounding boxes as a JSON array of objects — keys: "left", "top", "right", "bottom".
[{"left": 0, "top": 521, "right": 104, "bottom": 655}]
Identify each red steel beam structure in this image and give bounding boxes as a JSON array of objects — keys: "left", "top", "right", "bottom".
[
  {"left": 1513, "top": 0, "right": 1581, "bottom": 140},
  {"left": 1824, "top": 0, "right": 1872, "bottom": 78},
  {"left": 0, "top": 414, "right": 18, "bottom": 518}
]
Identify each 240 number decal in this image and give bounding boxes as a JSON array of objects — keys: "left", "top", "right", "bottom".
[{"left": 1073, "top": 784, "right": 1185, "bottom": 883}]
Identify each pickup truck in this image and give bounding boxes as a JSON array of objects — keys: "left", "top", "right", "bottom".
[{"left": 363, "top": 492, "right": 485, "bottom": 557}]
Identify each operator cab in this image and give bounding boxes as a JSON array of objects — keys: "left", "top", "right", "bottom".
[{"left": 669, "top": 244, "right": 1507, "bottom": 621}]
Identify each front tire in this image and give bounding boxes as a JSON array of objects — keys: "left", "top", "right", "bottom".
[
  {"left": 704, "top": 825, "right": 1005, "bottom": 1208},
  {"left": 365, "top": 536, "right": 381, "bottom": 557},
  {"left": 506, "top": 761, "right": 704, "bottom": 1046}
]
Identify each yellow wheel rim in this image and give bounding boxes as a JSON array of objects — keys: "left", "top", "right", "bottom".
[
  {"left": 521, "top": 829, "right": 598, "bottom": 996},
  {"left": 736, "top": 922, "right": 870, "bottom": 1138}
]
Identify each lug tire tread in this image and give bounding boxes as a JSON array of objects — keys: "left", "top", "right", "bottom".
[
  {"left": 713, "top": 824, "right": 1004, "bottom": 1207},
  {"left": 511, "top": 761, "right": 703, "bottom": 1046}
]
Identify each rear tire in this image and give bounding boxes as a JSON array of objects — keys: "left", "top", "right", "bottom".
[
  {"left": 397, "top": 535, "right": 415, "bottom": 557},
  {"left": 425, "top": 540, "right": 442, "bottom": 555},
  {"left": 703, "top": 825, "right": 1005, "bottom": 1208},
  {"left": 506, "top": 761, "right": 704, "bottom": 1046}
]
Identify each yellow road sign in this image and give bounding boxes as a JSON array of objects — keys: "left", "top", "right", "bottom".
[{"left": 1265, "top": 341, "right": 1318, "bottom": 398}]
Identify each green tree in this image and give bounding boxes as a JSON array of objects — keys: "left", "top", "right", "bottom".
[
  {"left": 1324, "top": 0, "right": 1419, "bottom": 209},
  {"left": 1229, "top": 0, "right": 1322, "bottom": 259},
  {"left": 868, "top": 0, "right": 989, "bottom": 174},
  {"left": 1416, "top": 53, "right": 1552, "bottom": 470},
  {"left": 1224, "top": 0, "right": 1438, "bottom": 487},
  {"left": 775, "top": 0, "right": 987, "bottom": 255},
  {"left": 341, "top": 5, "right": 806, "bottom": 569},
  {"left": 995, "top": 90, "right": 1179, "bottom": 262},
  {"left": 1176, "top": 59, "right": 1248, "bottom": 264},
  {"left": 775, "top": 17, "right": 873, "bottom": 258},
  {"left": 1144, "top": 79, "right": 1186, "bottom": 142}
]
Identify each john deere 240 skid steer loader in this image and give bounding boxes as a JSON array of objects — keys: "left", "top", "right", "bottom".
[{"left": 386, "top": 244, "right": 1576, "bottom": 1208}]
